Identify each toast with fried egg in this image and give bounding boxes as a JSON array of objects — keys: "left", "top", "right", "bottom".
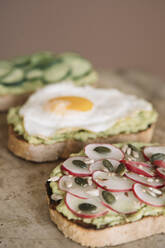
[{"left": 7, "top": 82, "right": 157, "bottom": 162}]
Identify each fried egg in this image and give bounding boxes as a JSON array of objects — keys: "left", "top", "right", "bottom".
[{"left": 19, "top": 81, "right": 152, "bottom": 137}]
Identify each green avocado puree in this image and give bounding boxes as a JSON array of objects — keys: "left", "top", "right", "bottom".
[{"left": 7, "top": 107, "right": 158, "bottom": 145}]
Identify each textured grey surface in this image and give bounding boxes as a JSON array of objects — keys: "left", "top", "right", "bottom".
[{"left": 0, "top": 70, "right": 165, "bottom": 248}]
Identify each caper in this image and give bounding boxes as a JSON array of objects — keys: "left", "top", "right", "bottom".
[
  {"left": 72, "top": 160, "right": 87, "bottom": 168},
  {"left": 102, "top": 159, "right": 114, "bottom": 172},
  {"left": 116, "top": 163, "right": 126, "bottom": 176},
  {"left": 94, "top": 146, "right": 111, "bottom": 154},
  {"left": 102, "top": 190, "right": 116, "bottom": 204},
  {"left": 75, "top": 177, "right": 88, "bottom": 186},
  {"left": 150, "top": 153, "right": 165, "bottom": 163},
  {"left": 78, "top": 203, "right": 97, "bottom": 212}
]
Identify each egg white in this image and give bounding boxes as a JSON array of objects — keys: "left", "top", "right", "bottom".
[{"left": 19, "top": 81, "right": 152, "bottom": 138}]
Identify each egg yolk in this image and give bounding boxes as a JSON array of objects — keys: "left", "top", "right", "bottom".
[{"left": 45, "top": 96, "right": 93, "bottom": 113}]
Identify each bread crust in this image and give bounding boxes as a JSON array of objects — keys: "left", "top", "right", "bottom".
[
  {"left": 48, "top": 204, "right": 165, "bottom": 247},
  {"left": 0, "top": 93, "right": 31, "bottom": 112},
  {"left": 8, "top": 124, "right": 155, "bottom": 162}
]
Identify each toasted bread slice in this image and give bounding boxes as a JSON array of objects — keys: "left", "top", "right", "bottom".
[
  {"left": 46, "top": 143, "right": 165, "bottom": 247},
  {"left": 8, "top": 124, "right": 155, "bottom": 162},
  {"left": 0, "top": 93, "right": 30, "bottom": 112},
  {"left": 48, "top": 202, "right": 165, "bottom": 247}
]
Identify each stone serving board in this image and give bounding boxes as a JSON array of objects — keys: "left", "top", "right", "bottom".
[{"left": 0, "top": 70, "right": 165, "bottom": 248}]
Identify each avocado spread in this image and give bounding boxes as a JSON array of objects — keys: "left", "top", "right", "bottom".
[
  {"left": 8, "top": 107, "right": 158, "bottom": 145},
  {"left": 48, "top": 143, "right": 165, "bottom": 229}
]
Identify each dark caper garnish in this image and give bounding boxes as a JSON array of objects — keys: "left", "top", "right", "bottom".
[
  {"left": 102, "top": 159, "right": 114, "bottom": 172},
  {"left": 75, "top": 177, "right": 88, "bottom": 186},
  {"left": 72, "top": 160, "right": 87, "bottom": 168},
  {"left": 94, "top": 146, "right": 111, "bottom": 154},
  {"left": 78, "top": 203, "right": 97, "bottom": 212},
  {"left": 116, "top": 163, "right": 126, "bottom": 176},
  {"left": 150, "top": 153, "right": 165, "bottom": 163},
  {"left": 102, "top": 190, "right": 116, "bottom": 204}
]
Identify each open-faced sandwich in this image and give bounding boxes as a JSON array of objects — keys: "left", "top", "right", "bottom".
[
  {"left": 46, "top": 143, "right": 165, "bottom": 247},
  {"left": 7, "top": 82, "right": 157, "bottom": 162},
  {"left": 0, "top": 52, "right": 97, "bottom": 111}
]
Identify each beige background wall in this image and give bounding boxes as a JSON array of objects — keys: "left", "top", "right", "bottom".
[{"left": 1, "top": 0, "right": 165, "bottom": 79}]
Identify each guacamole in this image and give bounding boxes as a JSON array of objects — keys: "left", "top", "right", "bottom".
[
  {"left": 48, "top": 143, "right": 165, "bottom": 229},
  {"left": 7, "top": 107, "right": 158, "bottom": 145}
]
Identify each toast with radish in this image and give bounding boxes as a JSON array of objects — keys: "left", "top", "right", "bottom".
[{"left": 46, "top": 143, "right": 165, "bottom": 247}]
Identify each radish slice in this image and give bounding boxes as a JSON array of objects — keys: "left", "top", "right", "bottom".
[
  {"left": 62, "top": 157, "right": 91, "bottom": 177},
  {"left": 99, "top": 189, "right": 142, "bottom": 214},
  {"left": 133, "top": 183, "right": 165, "bottom": 207},
  {"left": 65, "top": 193, "right": 108, "bottom": 218},
  {"left": 125, "top": 171, "right": 165, "bottom": 188},
  {"left": 92, "top": 171, "right": 133, "bottom": 192},
  {"left": 143, "top": 146, "right": 165, "bottom": 160},
  {"left": 123, "top": 161, "right": 155, "bottom": 177},
  {"left": 58, "top": 176, "right": 96, "bottom": 199},
  {"left": 89, "top": 159, "right": 120, "bottom": 173},
  {"left": 143, "top": 146, "right": 165, "bottom": 168},
  {"left": 152, "top": 160, "right": 165, "bottom": 169},
  {"left": 85, "top": 144, "right": 124, "bottom": 161},
  {"left": 156, "top": 167, "right": 165, "bottom": 179}
]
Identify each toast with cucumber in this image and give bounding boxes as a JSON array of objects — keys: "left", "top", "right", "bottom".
[
  {"left": 46, "top": 143, "right": 165, "bottom": 247},
  {"left": 7, "top": 82, "right": 157, "bottom": 162},
  {"left": 0, "top": 52, "right": 98, "bottom": 111}
]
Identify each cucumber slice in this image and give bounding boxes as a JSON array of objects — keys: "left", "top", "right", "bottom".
[
  {"left": 44, "top": 63, "right": 70, "bottom": 83},
  {"left": 61, "top": 53, "right": 92, "bottom": 79},
  {"left": 0, "top": 61, "right": 12, "bottom": 78},
  {"left": 12, "top": 55, "right": 30, "bottom": 67},
  {"left": 26, "top": 69, "right": 43, "bottom": 80},
  {"left": 0, "top": 68, "right": 24, "bottom": 84},
  {"left": 31, "top": 52, "right": 55, "bottom": 69},
  {"left": 75, "top": 71, "right": 98, "bottom": 86},
  {"left": 71, "top": 58, "right": 92, "bottom": 79}
]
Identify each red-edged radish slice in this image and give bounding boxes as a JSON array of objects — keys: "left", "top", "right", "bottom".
[
  {"left": 143, "top": 146, "right": 165, "bottom": 159},
  {"left": 92, "top": 171, "right": 133, "bottom": 192},
  {"left": 62, "top": 157, "right": 91, "bottom": 177},
  {"left": 89, "top": 159, "right": 120, "bottom": 173},
  {"left": 143, "top": 146, "right": 165, "bottom": 168},
  {"left": 156, "top": 167, "right": 165, "bottom": 179},
  {"left": 99, "top": 189, "right": 142, "bottom": 214},
  {"left": 152, "top": 160, "right": 165, "bottom": 168},
  {"left": 125, "top": 171, "right": 165, "bottom": 188},
  {"left": 123, "top": 161, "right": 155, "bottom": 177},
  {"left": 133, "top": 183, "right": 165, "bottom": 207},
  {"left": 85, "top": 144, "right": 124, "bottom": 161},
  {"left": 58, "top": 176, "right": 97, "bottom": 199},
  {"left": 65, "top": 193, "right": 108, "bottom": 218}
]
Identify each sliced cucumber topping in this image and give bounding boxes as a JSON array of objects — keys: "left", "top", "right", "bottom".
[
  {"left": 0, "top": 51, "right": 97, "bottom": 89},
  {"left": 26, "top": 69, "right": 43, "bottom": 80},
  {"left": 1, "top": 68, "right": 24, "bottom": 84},
  {"left": 0, "top": 61, "right": 12, "bottom": 78},
  {"left": 44, "top": 63, "right": 70, "bottom": 83}
]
